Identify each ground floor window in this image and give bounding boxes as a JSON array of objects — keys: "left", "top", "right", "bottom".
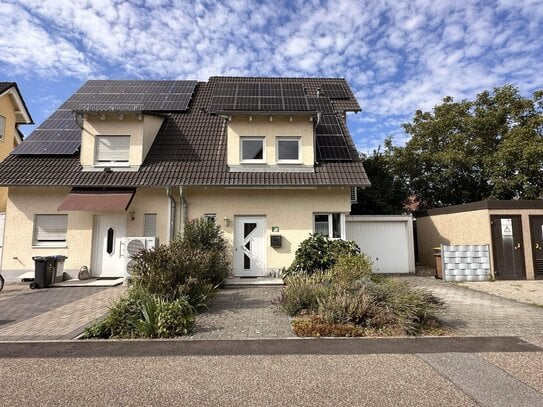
[
  {"left": 313, "top": 213, "right": 345, "bottom": 239},
  {"left": 144, "top": 213, "right": 157, "bottom": 237},
  {"left": 33, "top": 214, "right": 68, "bottom": 247}
]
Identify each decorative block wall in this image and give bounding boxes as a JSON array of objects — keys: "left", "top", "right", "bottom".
[{"left": 441, "top": 244, "right": 491, "bottom": 282}]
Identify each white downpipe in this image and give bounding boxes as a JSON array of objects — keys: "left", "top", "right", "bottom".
[
  {"left": 166, "top": 187, "right": 176, "bottom": 242},
  {"left": 179, "top": 186, "right": 188, "bottom": 235}
]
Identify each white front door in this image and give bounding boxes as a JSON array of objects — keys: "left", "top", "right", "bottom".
[
  {"left": 92, "top": 215, "right": 126, "bottom": 277},
  {"left": 234, "top": 216, "right": 267, "bottom": 276}
]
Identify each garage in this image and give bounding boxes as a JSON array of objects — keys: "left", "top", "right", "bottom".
[{"left": 346, "top": 215, "right": 415, "bottom": 274}]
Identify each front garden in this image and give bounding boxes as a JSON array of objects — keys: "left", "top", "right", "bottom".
[
  {"left": 83, "top": 218, "right": 229, "bottom": 338},
  {"left": 279, "top": 234, "right": 445, "bottom": 336}
]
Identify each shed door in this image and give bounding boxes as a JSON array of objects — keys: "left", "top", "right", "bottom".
[
  {"left": 529, "top": 216, "right": 543, "bottom": 279},
  {"left": 490, "top": 215, "right": 526, "bottom": 280},
  {"left": 346, "top": 220, "right": 410, "bottom": 273}
]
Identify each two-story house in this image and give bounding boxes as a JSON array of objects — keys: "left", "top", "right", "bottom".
[
  {"left": 0, "top": 82, "right": 33, "bottom": 211},
  {"left": 0, "top": 77, "right": 369, "bottom": 281}
]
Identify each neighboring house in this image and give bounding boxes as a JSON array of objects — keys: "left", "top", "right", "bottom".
[
  {"left": 0, "top": 77, "right": 369, "bottom": 281},
  {"left": 0, "top": 82, "right": 33, "bottom": 211}
]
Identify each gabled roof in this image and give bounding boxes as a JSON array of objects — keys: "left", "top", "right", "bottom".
[
  {"left": 0, "top": 77, "right": 369, "bottom": 188},
  {"left": 0, "top": 82, "right": 33, "bottom": 125}
]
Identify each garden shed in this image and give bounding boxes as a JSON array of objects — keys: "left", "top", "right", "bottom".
[
  {"left": 416, "top": 200, "right": 543, "bottom": 280},
  {"left": 345, "top": 215, "right": 415, "bottom": 274}
]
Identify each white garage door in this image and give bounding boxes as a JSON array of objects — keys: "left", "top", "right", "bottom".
[{"left": 346, "top": 216, "right": 414, "bottom": 274}]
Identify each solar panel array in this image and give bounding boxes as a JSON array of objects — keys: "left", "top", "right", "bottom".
[
  {"left": 12, "top": 109, "right": 81, "bottom": 155},
  {"left": 64, "top": 80, "right": 197, "bottom": 112},
  {"left": 315, "top": 115, "right": 352, "bottom": 161},
  {"left": 12, "top": 80, "right": 198, "bottom": 155},
  {"left": 209, "top": 82, "right": 335, "bottom": 114},
  {"left": 320, "top": 83, "right": 349, "bottom": 99}
]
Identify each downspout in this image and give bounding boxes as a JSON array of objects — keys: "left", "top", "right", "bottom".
[
  {"left": 166, "top": 187, "right": 176, "bottom": 242},
  {"left": 179, "top": 186, "right": 188, "bottom": 235}
]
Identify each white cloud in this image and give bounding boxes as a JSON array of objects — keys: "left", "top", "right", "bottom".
[{"left": 1, "top": 0, "right": 542, "bottom": 151}]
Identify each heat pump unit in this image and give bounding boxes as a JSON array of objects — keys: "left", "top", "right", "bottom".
[{"left": 123, "top": 237, "right": 158, "bottom": 281}]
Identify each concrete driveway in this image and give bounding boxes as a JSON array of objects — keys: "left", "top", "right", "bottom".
[{"left": 0, "top": 283, "right": 124, "bottom": 341}]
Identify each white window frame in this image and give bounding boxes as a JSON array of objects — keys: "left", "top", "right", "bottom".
[
  {"left": 144, "top": 213, "right": 157, "bottom": 237},
  {"left": 33, "top": 214, "right": 68, "bottom": 247},
  {"left": 240, "top": 137, "right": 265, "bottom": 163},
  {"left": 313, "top": 213, "right": 346, "bottom": 240},
  {"left": 0, "top": 115, "right": 5, "bottom": 140},
  {"left": 94, "top": 135, "right": 130, "bottom": 167},
  {"left": 276, "top": 136, "right": 301, "bottom": 164},
  {"left": 350, "top": 187, "right": 358, "bottom": 204}
]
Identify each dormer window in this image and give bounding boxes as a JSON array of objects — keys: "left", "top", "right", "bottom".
[
  {"left": 277, "top": 137, "right": 301, "bottom": 163},
  {"left": 241, "top": 137, "right": 265, "bottom": 163},
  {"left": 95, "top": 135, "right": 130, "bottom": 167}
]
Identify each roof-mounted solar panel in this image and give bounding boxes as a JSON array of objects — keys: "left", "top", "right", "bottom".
[
  {"left": 320, "top": 83, "right": 349, "bottom": 99},
  {"left": 315, "top": 114, "right": 352, "bottom": 161},
  {"left": 71, "top": 80, "right": 197, "bottom": 112}
]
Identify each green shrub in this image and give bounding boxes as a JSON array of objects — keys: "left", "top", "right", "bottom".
[
  {"left": 83, "top": 287, "right": 196, "bottom": 339},
  {"left": 280, "top": 272, "right": 330, "bottom": 316},
  {"left": 280, "top": 252, "right": 445, "bottom": 336},
  {"left": 183, "top": 218, "right": 227, "bottom": 253},
  {"left": 286, "top": 234, "right": 360, "bottom": 275}
]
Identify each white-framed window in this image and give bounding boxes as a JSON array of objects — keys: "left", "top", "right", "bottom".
[
  {"left": 350, "top": 187, "right": 358, "bottom": 204},
  {"left": 277, "top": 137, "right": 301, "bottom": 163},
  {"left": 33, "top": 214, "right": 68, "bottom": 247},
  {"left": 144, "top": 213, "right": 157, "bottom": 237},
  {"left": 313, "top": 213, "right": 345, "bottom": 239},
  {"left": 95, "top": 135, "right": 130, "bottom": 166},
  {"left": 0, "top": 115, "right": 5, "bottom": 140},
  {"left": 240, "top": 137, "right": 265, "bottom": 163}
]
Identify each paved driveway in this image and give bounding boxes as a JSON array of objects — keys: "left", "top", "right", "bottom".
[
  {"left": 408, "top": 276, "right": 543, "bottom": 336},
  {"left": 0, "top": 284, "right": 124, "bottom": 341}
]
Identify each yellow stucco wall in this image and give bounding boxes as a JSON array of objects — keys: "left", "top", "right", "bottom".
[
  {"left": 80, "top": 114, "right": 163, "bottom": 167},
  {"left": 0, "top": 93, "right": 19, "bottom": 211},
  {"left": 417, "top": 209, "right": 491, "bottom": 267},
  {"left": 186, "top": 186, "right": 351, "bottom": 272},
  {"left": 2, "top": 187, "right": 172, "bottom": 277},
  {"left": 227, "top": 115, "right": 314, "bottom": 166}
]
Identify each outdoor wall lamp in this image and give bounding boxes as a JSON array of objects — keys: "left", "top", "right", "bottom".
[
  {"left": 224, "top": 216, "right": 230, "bottom": 227},
  {"left": 129, "top": 210, "right": 135, "bottom": 221}
]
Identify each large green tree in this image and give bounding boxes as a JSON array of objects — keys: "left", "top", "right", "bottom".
[
  {"left": 391, "top": 85, "right": 543, "bottom": 209},
  {"left": 352, "top": 139, "right": 408, "bottom": 214}
]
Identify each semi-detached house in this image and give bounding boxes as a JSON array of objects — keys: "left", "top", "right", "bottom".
[{"left": 0, "top": 77, "right": 369, "bottom": 281}]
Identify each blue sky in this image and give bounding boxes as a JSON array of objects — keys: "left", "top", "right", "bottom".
[{"left": 1, "top": 0, "right": 542, "bottom": 153}]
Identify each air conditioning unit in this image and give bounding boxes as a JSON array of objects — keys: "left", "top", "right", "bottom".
[{"left": 123, "top": 237, "right": 158, "bottom": 282}]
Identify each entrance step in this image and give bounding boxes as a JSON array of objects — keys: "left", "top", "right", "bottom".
[{"left": 224, "top": 277, "right": 284, "bottom": 286}]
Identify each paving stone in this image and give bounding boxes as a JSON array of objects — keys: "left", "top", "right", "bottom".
[
  {"left": 189, "top": 286, "right": 294, "bottom": 339},
  {"left": 407, "top": 277, "right": 543, "bottom": 336}
]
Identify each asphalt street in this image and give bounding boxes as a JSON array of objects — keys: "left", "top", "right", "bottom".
[{"left": 1, "top": 337, "right": 542, "bottom": 406}]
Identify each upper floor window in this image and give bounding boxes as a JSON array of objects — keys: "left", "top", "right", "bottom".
[
  {"left": 0, "top": 115, "right": 5, "bottom": 140},
  {"left": 33, "top": 214, "right": 68, "bottom": 247},
  {"left": 241, "top": 137, "right": 265, "bottom": 163},
  {"left": 277, "top": 137, "right": 301, "bottom": 163},
  {"left": 95, "top": 135, "right": 130, "bottom": 166}
]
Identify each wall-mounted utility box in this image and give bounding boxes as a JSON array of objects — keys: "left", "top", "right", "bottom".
[{"left": 270, "top": 235, "right": 282, "bottom": 248}]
